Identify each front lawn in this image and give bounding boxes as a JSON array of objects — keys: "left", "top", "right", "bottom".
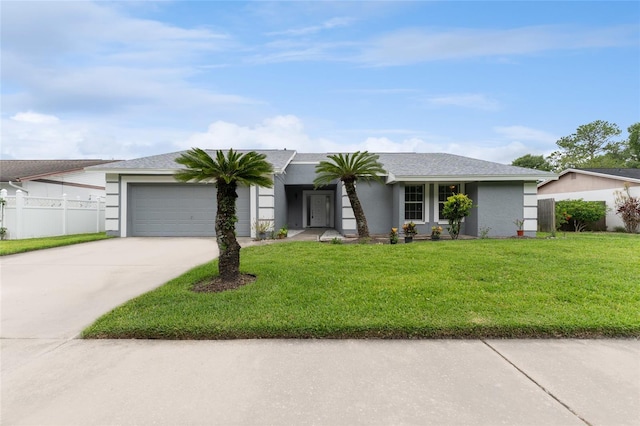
[
  {"left": 83, "top": 233, "right": 640, "bottom": 339},
  {"left": 0, "top": 233, "right": 112, "bottom": 256}
]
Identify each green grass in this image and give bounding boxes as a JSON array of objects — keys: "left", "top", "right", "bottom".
[
  {"left": 83, "top": 233, "right": 640, "bottom": 339},
  {"left": 0, "top": 233, "right": 112, "bottom": 255}
]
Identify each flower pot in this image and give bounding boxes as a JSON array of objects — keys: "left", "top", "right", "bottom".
[
  {"left": 404, "top": 236, "right": 413, "bottom": 243},
  {"left": 259, "top": 232, "right": 267, "bottom": 240},
  {"left": 431, "top": 235, "right": 440, "bottom": 241},
  {"left": 516, "top": 230, "right": 524, "bottom": 237}
]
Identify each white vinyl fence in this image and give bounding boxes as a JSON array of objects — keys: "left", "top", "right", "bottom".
[{"left": 0, "top": 189, "right": 105, "bottom": 240}]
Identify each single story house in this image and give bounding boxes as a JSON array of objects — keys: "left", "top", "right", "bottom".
[
  {"left": 0, "top": 159, "right": 118, "bottom": 199},
  {"left": 88, "top": 150, "right": 557, "bottom": 238},
  {"left": 538, "top": 168, "right": 640, "bottom": 231}
]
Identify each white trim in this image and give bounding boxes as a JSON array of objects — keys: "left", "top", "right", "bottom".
[
  {"left": 302, "top": 189, "right": 335, "bottom": 228},
  {"left": 120, "top": 175, "right": 181, "bottom": 236},
  {"left": 435, "top": 183, "right": 465, "bottom": 223},
  {"left": 250, "top": 185, "right": 257, "bottom": 239},
  {"left": 538, "top": 168, "right": 640, "bottom": 187},
  {"left": 389, "top": 174, "right": 557, "bottom": 184},
  {"left": 403, "top": 183, "right": 429, "bottom": 222}
]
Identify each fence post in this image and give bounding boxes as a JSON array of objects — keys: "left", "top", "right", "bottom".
[
  {"left": 0, "top": 189, "right": 6, "bottom": 237},
  {"left": 62, "top": 194, "right": 68, "bottom": 235},
  {"left": 96, "top": 197, "right": 101, "bottom": 233},
  {"left": 16, "top": 190, "right": 24, "bottom": 239}
]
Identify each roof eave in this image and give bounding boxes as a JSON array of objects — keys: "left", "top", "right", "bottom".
[
  {"left": 389, "top": 174, "right": 558, "bottom": 183},
  {"left": 539, "top": 168, "right": 640, "bottom": 186}
]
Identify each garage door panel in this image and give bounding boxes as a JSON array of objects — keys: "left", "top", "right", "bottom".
[{"left": 129, "top": 184, "right": 251, "bottom": 237}]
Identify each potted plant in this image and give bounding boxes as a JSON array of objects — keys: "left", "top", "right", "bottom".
[
  {"left": 431, "top": 225, "right": 443, "bottom": 241},
  {"left": 277, "top": 226, "right": 288, "bottom": 239},
  {"left": 389, "top": 227, "right": 399, "bottom": 244},
  {"left": 514, "top": 219, "right": 525, "bottom": 237},
  {"left": 253, "top": 220, "right": 272, "bottom": 240},
  {"left": 402, "top": 221, "right": 417, "bottom": 243}
]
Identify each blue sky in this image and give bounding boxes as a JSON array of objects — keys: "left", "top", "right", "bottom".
[{"left": 1, "top": 1, "right": 638, "bottom": 163}]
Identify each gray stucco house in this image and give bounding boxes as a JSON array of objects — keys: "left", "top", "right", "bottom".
[{"left": 88, "top": 150, "right": 557, "bottom": 238}]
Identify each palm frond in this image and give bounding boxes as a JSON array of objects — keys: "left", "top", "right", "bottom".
[
  {"left": 314, "top": 151, "right": 386, "bottom": 188},
  {"left": 175, "top": 148, "right": 274, "bottom": 188}
]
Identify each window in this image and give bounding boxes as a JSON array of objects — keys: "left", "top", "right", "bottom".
[
  {"left": 438, "top": 184, "right": 460, "bottom": 218},
  {"left": 404, "top": 185, "right": 424, "bottom": 221}
]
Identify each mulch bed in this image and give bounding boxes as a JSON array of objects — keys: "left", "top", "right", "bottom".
[{"left": 192, "top": 273, "right": 256, "bottom": 293}]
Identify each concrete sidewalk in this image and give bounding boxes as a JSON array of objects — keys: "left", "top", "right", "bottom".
[{"left": 2, "top": 339, "right": 638, "bottom": 425}]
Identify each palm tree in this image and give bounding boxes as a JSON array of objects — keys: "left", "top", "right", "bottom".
[
  {"left": 314, "top": 151, "right": 386, "bottom": 239},
  {"left": 175, "top": 148, "right": 273, "bottom": 281}
]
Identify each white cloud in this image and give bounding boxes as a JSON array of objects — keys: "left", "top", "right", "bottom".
[
  {"left": 266, "top": 17, "right": 355, "bottom": 36},
  {"left": 493, "top": 125, "right": 558, "bottom": 144},
  {"left": 1, "top": 1, "right": 250, "bottom": 121},
  {"left": 179, "top": 115, "right": 338, "bottom": 152},
  {"left": 426, "top": 94, "right": 500, "bottom": 111},
  {"left": 11, "top": 112, "right": 60, "bottom": 125},
  {"left": 1, "top": 113, "right": 188, "bottom": 160},
  {"left": 359, "top": 25, "right": 638, "bottom": 66}
]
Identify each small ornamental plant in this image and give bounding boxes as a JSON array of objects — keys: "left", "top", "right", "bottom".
[
  {"left": 389, "top": 228, "right": 399, "bottom": 244},
  {"left": 442, "top": 193, "right": 473, "bottom": 240},
  {"left": 431, "top": 225, "right": 443, "bottom": 240},
  {"left": 402, "top": 221, "right": 417, "bottom": 236}
]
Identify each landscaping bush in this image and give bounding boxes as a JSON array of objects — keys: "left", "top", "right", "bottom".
[
  {"left": 555, "top": 199, "right": 607, "bottom": 232},
  {"left": 442, "top": 193, "right": 473, "bottom": 239}
]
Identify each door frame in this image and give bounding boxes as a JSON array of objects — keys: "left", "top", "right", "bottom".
[{"left": 302, "top": 190, "right": 334, "bottom": 228}]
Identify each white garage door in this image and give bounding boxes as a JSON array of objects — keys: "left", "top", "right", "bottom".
[{"left": 129, "top": 184, "right": 251, "bottom": 237}]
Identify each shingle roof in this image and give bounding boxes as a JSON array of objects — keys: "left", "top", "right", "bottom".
[
  {"left": 293, "top": 152, "right": 556, "bottom": 180},
  {"left": 90, "top": 150, "right": 297, "bottom": 173},
  {"left": 0, "top": 159, "right": 118, "bottom": 182},
  {"left": 88, "top": 150, "right": 556, "bottom": 181},
  {"left": 578, "top": 168, "right": 640, "bottom": 180}
]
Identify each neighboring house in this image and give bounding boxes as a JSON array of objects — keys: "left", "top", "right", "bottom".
[
  {"left": 88, "top": 150, "right": 557, "bottom": 238},
  {"left": 538, "top": 168, "right": 640, "bottom": 231},
  {"left": 0, "top": 159, "right": 118, "bottom": 199}
]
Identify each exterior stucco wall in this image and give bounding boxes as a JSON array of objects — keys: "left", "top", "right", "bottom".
[
  {"left": 355, "top": 182, "right": 394, "bottom": 235},
  {"left": 465, "top": 182, "right": 479, "bottom": 237},
  {"left": 283, "top": 164, "right": 317, "bottom": 185},
  {"left": 474, "top": 181, "right": 531, "bottom": 237}
]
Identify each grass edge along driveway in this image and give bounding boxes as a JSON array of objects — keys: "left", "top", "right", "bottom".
[
  {"left": 0, "top": 233, "right": 112, "bottom": 256},
  {"left": 83, "top": 233, "right": 640, "bottom": 339}
]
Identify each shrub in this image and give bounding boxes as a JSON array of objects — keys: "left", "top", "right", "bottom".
[
  {"left": 555, "top": 199, "right": 607, "bottom": 232},
  {"left": 442, "top": 193, "right": 473, "bottom": 240},
  {"left": 614, "top": 184, "right": 640, "bottom": 233}
]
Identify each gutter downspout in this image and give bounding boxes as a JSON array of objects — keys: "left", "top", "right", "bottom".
[{"left": 8, "top": 181, "right": 28, "bottom": 195}]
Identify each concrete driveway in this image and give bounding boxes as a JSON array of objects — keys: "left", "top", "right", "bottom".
[{"left": 1, "top": 237, "right": 220, "bottom": 339}]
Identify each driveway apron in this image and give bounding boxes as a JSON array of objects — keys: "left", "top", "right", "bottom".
[{"left": 1, "top": 237, "right": 219, "bottom": 339}]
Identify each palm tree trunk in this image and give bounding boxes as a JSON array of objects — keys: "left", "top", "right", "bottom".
[
  {"left": 344, "top": 180, "right": 370, "bottom": 239},
  {"left": 216, "top": 181, "right": 241, "bottom": 281}
]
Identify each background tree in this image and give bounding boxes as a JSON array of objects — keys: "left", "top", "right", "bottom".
[
  {"left": 511, "top": 154, "right": 552, "bottom": 171},
  {"left": 175, "top": 148, "right": 273, "bottom": 281},
  {"left": 442, "top": 193, "right": 473, "bottom": 240},
  {"left": 314, "top": 151, "right": 385, "bottom": 239},
  {"left": 626, "top": 123, "right": 640, "bottom": 168},
  {"left": 548, "top": 120, "right": 622, "bottom": 171},
  {"left": 555, "top": 199, "right": 607, "bottom": 232}
]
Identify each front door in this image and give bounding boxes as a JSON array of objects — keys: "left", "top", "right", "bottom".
[{"left": 309, "top": 194, "right": 328, "bottom": 227}]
